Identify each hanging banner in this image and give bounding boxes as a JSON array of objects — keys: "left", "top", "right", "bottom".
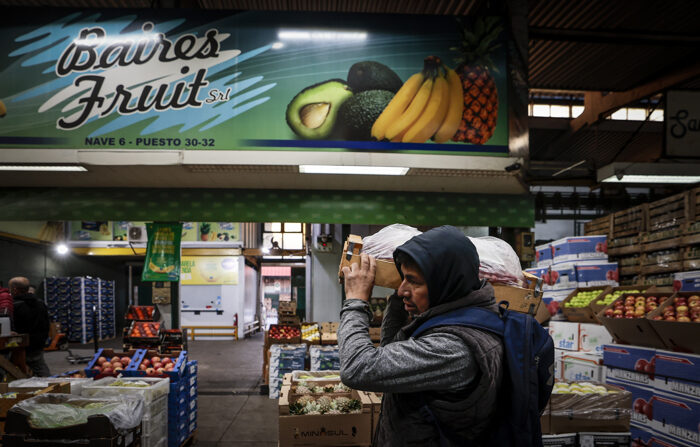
[
  {"left": 142, "top": 222, "right": 183, "bottom": 282},
  {"left": 180, "top": 256, "right": 239, "bottom": 285},
  {"left": 666, "top": 90, "right": 700, "bottom": 158},
  {"left": 0, "top": 9, "right": 509, "bottom": 156}
]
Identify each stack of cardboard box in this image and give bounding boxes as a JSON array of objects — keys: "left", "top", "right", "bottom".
[
  {"left": 604, "top": 344, "right": 700, "bottom": 447},
  {"left": 528, "top": 236, "right": 618, "bottom": 319},
  {"left": 549, "top": 321, "right": 614, "bottom": 382}
]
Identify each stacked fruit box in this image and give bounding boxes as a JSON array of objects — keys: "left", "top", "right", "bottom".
[
  {"left": 43, "top": 277, "right": 71, "bottom": 334},
  {"left": 604, "top": 344, "right": 700, "bottom": 447},
  {"left": 124, "top": 321, "right": 162, "bottom": 350},
  {"left": 269, "top": 344, "right": 306, "bottom": 399},
  {"left": 68, "top": 277, "right": 99, "bottom": 344},
  {"left": 98, "top": 279, "right": 115, "bottom": 340},
  {"left": 168, "top": 360, "right": 198, "bottom": 447},
  {"left": 310, "top": 345, "right": 340, "bottom": 371}
]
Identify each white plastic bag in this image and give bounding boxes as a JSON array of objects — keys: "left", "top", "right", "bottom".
[
  {"left": 362, "top": 224, "right": 422, "bottom": 259},
  {"left": 13, "top": 393, "right": 144, "bottom": 431},
  {"left": 468, "top": 236, "right": 525, "bottom": 287}
]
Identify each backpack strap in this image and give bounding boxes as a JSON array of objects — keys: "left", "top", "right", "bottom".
[{"left": 411, "top": 306, "right": 505, "bottom": 339}]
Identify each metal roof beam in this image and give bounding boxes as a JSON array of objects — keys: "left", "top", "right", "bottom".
[{"left": 530, "top": 27, "right": 700, "bottom": 46}]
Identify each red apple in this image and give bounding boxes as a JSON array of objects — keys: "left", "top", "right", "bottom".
[
  {"left": 151, "top": 356, "right": 161, "bottom": 364},
  {"left": 97, "top": 356, "right": 107, "bottom": 366},
  {"left": 156, "top": 367, "right": 166, "bottom": 374},
  {"left": 153, "top": 362, "right": 163, "bottom": 369},
  {"left": 665, "top": 316, "right": 676, "bottom": 321},
  {"left": 139, "top": 364, "right": 148, "bottom": 371},
  {"left": 633, "top": 398, "right": 646, "bottom": 414},
  {"left": 162, "top": 357, "right": 172, "bottom": 365},
  {"left": 142, "top": 359, "right": 151, "bottom": 367},
  {"left": 605, "top": 309, "right": 614, "bottom": 317},
  {"left": 145, "top": 367, "right": 155, "bottom": 376},
  {"left": 677, "top": 316, "right": 691, "bottom": 322},
  {"left": 120, "top": 357, "right": 130, "bottom": 365},
  {"left": 165, "top": 364, "right": 174, "bottom": 371},
  {"left": 102, "top": 367, "right": 113, "bottom": 375},
  {"left": 110, "top": 356, "right": 120, "bottom": 363},
  {"left": 676, "top": 305, "right": 689, "bottom": 313},
  {"left": 114, "top": 366, "right": 123, "bottom": 372},
  {"left": 112, "top": 362, "right": 123, "bottom": 369},
  {"left": 613, "top": 309, "right": 623, "bottom": 316}
]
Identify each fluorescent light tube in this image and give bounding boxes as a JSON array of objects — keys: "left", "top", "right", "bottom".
[
  {"left": 601, "top": 175, "right": 700, "bottom": 184},
  {"left": 0, "top": 165, "right": 87, "bottom": 172},
  {"left": 299, "top": 165, "right": 409, "bottom": 175}
]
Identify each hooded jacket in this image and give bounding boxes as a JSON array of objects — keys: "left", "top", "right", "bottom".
[{"left": 338, "top": 226, "right": 504, "bottom": 446}]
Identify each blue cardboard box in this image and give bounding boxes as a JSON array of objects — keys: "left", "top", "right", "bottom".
[
  {"left": 654, "top": 350, "right": 700, "bottom": 383},
  {"left": 605, "top": 376, "right": 655, "bottom": 429},
  {"left": 673, "top": 271, "right": 700, "bottom": 292},
  {"left": 603, "top": 344, "right": 657, "bottom": 375},
  {"left": 543, "top": 262, "right": 578, "bottom": 291},
  {"left": 535, "top": 244, "right": 553, "bottom": 267},
  {"left": 575, "top": 261, "right": 619, "bottom": 287},
  {"left": 551, "top": 236, "right": 608, "bottom": 263}
]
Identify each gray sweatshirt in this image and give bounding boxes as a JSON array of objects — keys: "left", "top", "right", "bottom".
[{"left": 338, "top": 295, "right": 477, "bottom": 393}]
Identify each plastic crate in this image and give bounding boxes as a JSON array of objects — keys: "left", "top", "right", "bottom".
[
  {"left": 81, "top": 376, "right": 169, "bottom": 403},
  {"left": 124, "top": 351, "right": 187, "bottom": 382},
  {"left": 84, "top": 348, "right": 146, "bottom": 378},
  {"left": 186, "top": 360, "right": 198, "bottom": 378},
  {"left": 168, "top": 406, "right": 187, "bottom": 424},
  {"left": 188, "top": 408, "right": 197, "bottom": 423},
  {"left": 188, "top": 396, "right": 197, "bottom": 412}
]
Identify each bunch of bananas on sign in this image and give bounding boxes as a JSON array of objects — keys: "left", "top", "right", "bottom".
[{"left": 371, "top": 56, "right": 464, "bottom": 144}]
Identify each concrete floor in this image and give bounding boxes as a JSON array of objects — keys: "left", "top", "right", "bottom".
[{"left": 44, "top": 332, "right": 277, "bottom": 446}]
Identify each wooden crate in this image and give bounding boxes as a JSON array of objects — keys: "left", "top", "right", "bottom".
[
  {"left": 691, "top": 186, "right": 700, "bottom": 223},
  {"left": 647, "top": 191, "right": 689, "bottom": 232},
  {"left": 612, "top": 204, "right": 648, "bottom": 239},
  {"left": 584, "top": 215, "right": 611, "bottom": 237}
]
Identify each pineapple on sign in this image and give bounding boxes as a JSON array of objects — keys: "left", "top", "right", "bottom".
[{"left": 452, "top": 17, "right": 503, "bottom": 145}]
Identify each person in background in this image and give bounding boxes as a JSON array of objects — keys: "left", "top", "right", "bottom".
[
  {"left": 27, "top": 285, "right": 37, "bottom": 295},
  {"left": 0, "top": 282, "right": 13, "bottom": 319},
  {"left": 9, "top": 277, "right": 50, "bottom": 377},
  {"left": 339, "top": 226, "right": 504, "bottom": 446}
]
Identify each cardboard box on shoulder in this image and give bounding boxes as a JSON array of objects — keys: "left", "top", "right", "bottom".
[{"left": 339, "top": 235, "right": 401, "bottom": 289}]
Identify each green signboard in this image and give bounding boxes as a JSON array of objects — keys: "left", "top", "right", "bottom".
[
  {"left": 142, "top": 222, "right": 182, "bottom": 282},
  {"left": 0, "top": 9, "right": 508, "bottom": 156}
]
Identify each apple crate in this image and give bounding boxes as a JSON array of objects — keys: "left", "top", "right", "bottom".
[
  {"left": 81, "top": 377, "right": 170, "bottom": 404},
  {"left": 268, "top": 324, "right": 302, "bottom": 345},
  {"left": 125, "top": 305, "right": 160, "bottom": 322},
  {"left": 597, "top": 293, "right": 671, "bottom": 349},
  {"left": 125, "top": 321, "right": 162, "bottom": 342},
  {"left": 124, "top": 350, "right": 187, "bottom": 382},
  {"left": 560, "top": 286, "right": 612, "bottom": 324},
  {"left": 84, "top": 348, "right": 146, "bottom": 378},
  {"left": 646, "top": 292, "right": 700, "bottom": 354},
  {"left": 589, "top": 285, "right": 657, "bottom": 315}
]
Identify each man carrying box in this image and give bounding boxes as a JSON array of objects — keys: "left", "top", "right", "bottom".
[
  {"left": 339, "top": 225, "right": 553, "bottom": 446},
  {"left": 340, "top": 227, "right": 503, "bottom": 445}
]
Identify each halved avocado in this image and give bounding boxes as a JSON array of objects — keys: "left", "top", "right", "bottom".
[{"left": 286, "top": 79, "right": 353, "bottom": 139}]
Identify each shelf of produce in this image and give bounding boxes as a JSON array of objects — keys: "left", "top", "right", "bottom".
[
  {"left": 608, "top": 245, "right": 641, "bottom": 256},
  {"left": 640, "top": 262, "right": 683, "bottom": 275},
  {"left": 643, "top": 237, "right": 682, "bottom": 252}
]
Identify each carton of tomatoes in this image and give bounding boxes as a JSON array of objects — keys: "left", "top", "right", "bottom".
[
  {"left": 123, "top": 349, "right": 188, "bottom": 382},
  {"left": 125, "top": 305, "right": 160, "bottom": 321}
]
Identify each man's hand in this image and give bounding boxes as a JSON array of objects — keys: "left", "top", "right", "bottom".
[{"left": 342, "top": 253, "right": 377, "bottom": 302}]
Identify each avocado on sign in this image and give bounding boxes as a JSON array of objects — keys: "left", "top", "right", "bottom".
[
  {"left": 0, "top": 10, "right": 509, "bottom": 156},
  {"left": 666, "top": 90, "right": 700, "bottom": 158}
]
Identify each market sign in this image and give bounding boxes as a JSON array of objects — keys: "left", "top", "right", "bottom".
[
  {"left": 666, "top": 90, "right": 700, "bottom": 158},
  {"left": 0, "top": 9, "right": 509, "bottom": 156},
  {"left": 181, "top": 256, "right": 239, "bottom": 285},
  {"left": 142, "top": 222, "right": 183, "bottom": 282}
]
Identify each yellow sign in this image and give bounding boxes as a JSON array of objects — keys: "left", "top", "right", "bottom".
[{"left": 180, "top": 256, "right": 239, "bottom": 285}]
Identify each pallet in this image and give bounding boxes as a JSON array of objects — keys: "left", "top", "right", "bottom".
[
  {"left": 612, "top": 204, "right": 647, "bottom": 239},
  {"left": 584, "top": 215, "right": 611, "bottom": 237},
  {"left": 180, "top": 429, "right": 197, "bottom": 447},
  {"left": 647, "top": 191, "right": 689, "bottom": 232}
]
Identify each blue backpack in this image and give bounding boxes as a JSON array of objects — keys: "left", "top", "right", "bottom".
[{"left": 412, "top": 303, "right": 554, "bottom": 446}]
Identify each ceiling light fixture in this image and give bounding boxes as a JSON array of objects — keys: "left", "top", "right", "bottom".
[
  {"left": 56, "top": 243, "right": 69, "bottom": 255},
  {"left": 597, "top": 162, "right": 700, "bottom": 184},
  {"left": 0, "top": 165, "right": 87, "bottom": 172},
  {"left": 299, "top": 165, "right": 409, "bottom": 175}
]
